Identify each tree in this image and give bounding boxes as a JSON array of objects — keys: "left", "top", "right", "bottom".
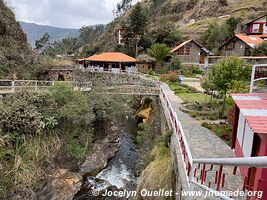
[
  {"left": 201, "top": 17, "right": 239, "bottom": 52},
  {"left": 147, "top": 43, "right": 171, "bottom": 69},
  {"left": 253, "top": 41, "right": 267, "bottom": 56},
  {"left": 122, "top": 2, "right": 148, "bottom": 57},
  {"left": 35, "top": 32, "right": 50, "bottom": 53},
  {"left": 115, "top": 0, "right": 133, "bottom": 17},
  {"left": 206, "top": 57, "right": 250, "bottom": 116}
]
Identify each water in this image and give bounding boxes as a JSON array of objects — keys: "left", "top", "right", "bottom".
[
  {"left": 74, "top": 117, "right": 140, "bottom": 199},
  {"left": 96, "top": 117, "right": 140, "bottom": 189}
]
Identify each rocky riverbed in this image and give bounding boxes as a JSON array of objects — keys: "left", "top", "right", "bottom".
[{"left": 74, "top": 117, "right": 141, "bottom": 200}]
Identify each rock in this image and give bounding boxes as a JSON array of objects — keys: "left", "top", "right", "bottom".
[
  {"left": 103, "top": 125, "right": 119, "bottom": 143},
  {"left": 35, "top": 169, "right": 82, "bottom": 200},
  {"left": 78, "top": 143, "right": 119, "bottom": 176}
]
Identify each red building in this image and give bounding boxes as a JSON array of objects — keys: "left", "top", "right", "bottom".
[
  {"left": 231, "top": 93, "right": 267, "bottom": 198},
  {"left": 245, "top": 14, "right": 267, "bottom": 35}
]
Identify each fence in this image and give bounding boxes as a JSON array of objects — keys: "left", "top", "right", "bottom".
[{"left": 159, "top": 85, "right": 267, "bottom": 199}]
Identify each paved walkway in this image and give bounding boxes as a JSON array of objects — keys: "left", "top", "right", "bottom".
[
  {"left": 162, "top": 83, "right": 244, "bottom": 195},
  {"left": 183, "top": 77, "right": 204, "bottom": 93}
]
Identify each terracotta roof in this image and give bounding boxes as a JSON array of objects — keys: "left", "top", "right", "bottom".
[
  {"left": 235, "top": 34, "right": 264, "bottom": 48},
  {"left": 84, "top": 52, "right": 136, "bottom": 63},
  {"left": 232, "top": 93, "right": 267, "bottom": 134}
]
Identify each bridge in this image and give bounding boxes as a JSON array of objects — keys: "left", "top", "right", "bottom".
[{"left": 1, "top": 71, "right": 267, "bottom": 199}]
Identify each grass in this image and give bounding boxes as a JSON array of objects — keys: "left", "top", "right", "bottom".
[
  {"left": 178, "top": 93, "right": 210, "bottom": 104},
  {"left": 136, "top": 142, "right": 174, "bottom": 200},
  {"left": 202, "top": 122, "right": 232, "bottom": 146}
]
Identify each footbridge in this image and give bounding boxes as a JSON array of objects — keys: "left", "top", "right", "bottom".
[{"left": 1, "top": 71, "right": 267, "bottom": 199}]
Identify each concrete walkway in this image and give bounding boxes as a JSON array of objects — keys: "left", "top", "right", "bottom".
[
  {"left": 183, "top": 77, "right": 204, "bottom": 93},
  {"left": 162, "top": 83, "right": 244, "bottom": 194}
]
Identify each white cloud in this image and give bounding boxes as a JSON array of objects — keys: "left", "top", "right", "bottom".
[{"left": 5, "top": 0, "right": 124, "bottom": 28}]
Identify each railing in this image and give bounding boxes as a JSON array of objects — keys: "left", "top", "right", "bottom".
[
  {"left": 159, "top": 84, "right": 267, "bottom": 199},
  {"left": 0, "top": 80, "right": 93, "bottom": 94}
]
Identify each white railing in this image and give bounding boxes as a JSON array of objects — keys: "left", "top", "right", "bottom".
[
  {"left": 249, "top": 64, "right": 267, "bottom": 93},
  {"left": 159, "top": 84, "right": 267, "bottom": 200},
  {"left": 0, "top": 80, "right": 93, "bottom": 94}
]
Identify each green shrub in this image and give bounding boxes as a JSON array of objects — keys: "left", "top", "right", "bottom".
[
  {"left": 66, "top": 138, "right": 86, "bottom": 160},
  {"left": 160, "top": 71, "right": 178, "bottom": 82}
]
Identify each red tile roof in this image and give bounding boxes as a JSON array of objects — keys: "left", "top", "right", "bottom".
[
  {"left": 246, "top": 116, "right": 267, "bottom": 134},
  {"left": 84, "top": 52, "right": 136, "bottom": 63},
  {"left": 235, "top": 34, "right": 264, "bottom": 48},
  {"left": 232, "top": 93, "right": 267, "bottom": 134}
]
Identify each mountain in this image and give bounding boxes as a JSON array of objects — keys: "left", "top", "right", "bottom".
[
  {"left": 0, "top": 0, "right": 36, "bottom": 79},
  {"left": 20, "top": 21, "right": 80, "bottom": 47},
  {"left": 83, "top": 0, "right": 267, "bottom": 55}
]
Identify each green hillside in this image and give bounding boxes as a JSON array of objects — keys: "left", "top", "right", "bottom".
[{"left": 80, "top": 0, "right": 267, "bottom": 56}]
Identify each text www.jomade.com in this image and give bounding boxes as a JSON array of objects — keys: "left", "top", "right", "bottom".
[{"left": 91, "top": 189, "right": 263, "bottom": 199}]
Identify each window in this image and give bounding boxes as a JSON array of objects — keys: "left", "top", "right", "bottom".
[{"left": 176, "top": 44, "right": 190, "bottom": 55}]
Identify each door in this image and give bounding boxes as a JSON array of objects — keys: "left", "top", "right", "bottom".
[{"left": 259, "top": 24, "right": 264, "bottom": 33}]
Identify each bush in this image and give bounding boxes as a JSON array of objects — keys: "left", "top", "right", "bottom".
[
  {"left": 166, "top": 56, "right": 181, "bottom": 71},
  {"left": 160, "top": 71, "right": 178, "bottom": 82},
  {"left": 0, "top": 93, "right": 45, "bottom": 136},
  {"left": 66, "top": 138, "right": 86, "bottom": 160}
]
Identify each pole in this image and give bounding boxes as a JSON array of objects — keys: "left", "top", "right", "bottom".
[{"left": 249, "top": 65, "right": 256, "bottom": 93}]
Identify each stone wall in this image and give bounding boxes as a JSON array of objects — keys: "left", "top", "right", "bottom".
[
  {"left": 219, "top": 39, "right": 247, "bottom": 56},
  {"left": 48, "top": 69, "right": 74, "bottom": 81},
  {"left": 173, "top": 42, "right": 201, "bottom": 64},
  {"left": 73, "top": 70, "right": 157, "bottom": 87}
]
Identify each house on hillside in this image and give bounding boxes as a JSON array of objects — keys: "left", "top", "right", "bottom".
[
  {"left": 231, "top": 93, "right": 267, "bottom": 198},
  {"left": 171, "top": 39, "right": 212, "bottom": 65},
  {"left": 244, "top": 14, "right": 267, "bottom": 35},
  {"left": 219, "top": 34, "right": 265, "bottom": 56}
]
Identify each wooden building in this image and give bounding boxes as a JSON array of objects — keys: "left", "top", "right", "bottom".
[
  {"left": 171, "top": 39, "right": 212, "bottom": 65},
  {"left": 231, "top": 93, "right": 267, "bottom": 198}
]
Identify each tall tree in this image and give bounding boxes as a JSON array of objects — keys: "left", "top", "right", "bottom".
[
  {"left": 35, "top": 32, "right": 50, "bottom": 53},
  {"left": 122, "top": 2, "right": 148, "bottom": 57}
]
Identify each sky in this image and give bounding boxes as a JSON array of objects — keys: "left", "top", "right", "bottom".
[{"left": 6, "top": 0, "right": 139, "bottom": 29}]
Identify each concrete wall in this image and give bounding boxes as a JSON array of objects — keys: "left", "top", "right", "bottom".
[{"left": 159, "top": 93, "right": 189, "bottom": 200}]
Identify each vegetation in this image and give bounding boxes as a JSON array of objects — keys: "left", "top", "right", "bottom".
[
  {"left": 136, "top": 131, "right": 173, "bottom": 200},
  {"left": 201, "top": 17, "right": 239, "bottom": 52},
  {"left": 41, "top": 25, "right": 106, "bottom": 57},
  {"left": 203, "top": 57, "right": 250, "bottom": 116},
  {"left": 160, "top": 71, "right": 179, "bottom": 82},
  {"left": 253, "top": 41, "right": 267, "bottom": 56},
  {"left": 122, "top": 2, "right": 148, "bottom": 56},
  {"left": 202, "top": 122, "right": 232, "bottom": 145},
  {"left": 0, "top": 0, "right": 36, "bottom": 79},
  {"left": 147, "top": 43, "right": 171, "bottom": 69},
  {"left": 0, "top": 82, "right": 138, "bottom": 198},
  {"left": 35, "top": 32, "right": 50, "bottom": 53}
]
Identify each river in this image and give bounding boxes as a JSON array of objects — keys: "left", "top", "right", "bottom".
[{"left": 74, "top": 117, "right": 141, "bottom": 200}]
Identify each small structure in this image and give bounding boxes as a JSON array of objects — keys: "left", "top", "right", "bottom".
[
  {"left": 171, "top": 39, "right": 212, "bottom": 65},
  {"left": 78, "top": 52, "right": 136, "bottom": 73},
  {"left": 219, "top": 34, "right": 265, "bottom": 56},
  {"left": 136, "top": 54, "right": 156, "bottom": 73},
  {"left": 231, "top": 93, "right": 267, "bottom": 197},
  {"left": 244, "top": 14, "right": 267, "bottom": 35}
]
